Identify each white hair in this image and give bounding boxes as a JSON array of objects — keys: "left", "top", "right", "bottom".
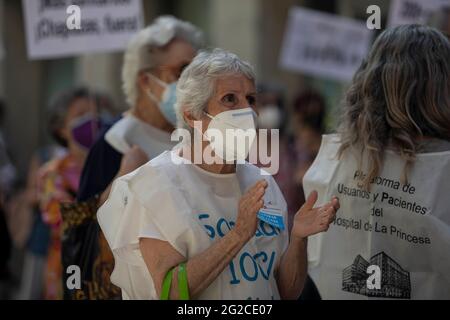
[
  {"left": 175, "top": 49, "right": 256, "bottom": 131},
  {"left": 122, "top": 15, "right": 204, "bottom": 107}
]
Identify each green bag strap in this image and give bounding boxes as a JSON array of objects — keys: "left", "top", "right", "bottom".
[
  {"left": 178, "top": 263, "right": 190, "bottom": 300},
  {"left": 160, "top": 268, "right": 173, "bottom": 300}
]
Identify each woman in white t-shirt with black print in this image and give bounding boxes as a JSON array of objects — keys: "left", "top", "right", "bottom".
[
  {"left": 303, "top": 24, "right": 450, "bottom": 300},
  {"left": 98, "top": 49, "right": 339, "bottom": 300}
]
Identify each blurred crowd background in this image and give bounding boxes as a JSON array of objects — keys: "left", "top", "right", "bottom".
[{"left": 0, "top": 0, "right": 448, "bottom": 300}]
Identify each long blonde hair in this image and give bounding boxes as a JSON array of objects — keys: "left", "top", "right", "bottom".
[{"left": 338, "top": 24, "right": 450, "bottom": 189}]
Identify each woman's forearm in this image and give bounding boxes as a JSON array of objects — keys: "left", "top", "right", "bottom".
[
  {"left": 166, "top": 229, "right": 248, "bottom": 299},
  {"left": 276, "top": 236, "right": 308, "bottom": 300},
  {"left": 142, "top": 180, "right": 267, "bottom": 299}
]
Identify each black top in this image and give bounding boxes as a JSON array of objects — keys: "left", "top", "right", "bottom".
[{"left": 77, "top": 118, "right": 123, "bottom": 202}]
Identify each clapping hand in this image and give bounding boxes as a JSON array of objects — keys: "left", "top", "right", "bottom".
[{"left": 291, "top": 191, "right": 340, "bottom": 241}]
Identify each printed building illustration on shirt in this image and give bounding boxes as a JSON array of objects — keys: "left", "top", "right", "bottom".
[{"left": 342, "top": 251, "right": 411, "bottom": 299}]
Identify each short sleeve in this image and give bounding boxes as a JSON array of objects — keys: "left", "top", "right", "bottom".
[
  {"left": 97, "top": 164, "right": 211, "bottom": 269},
  {"left": 97, "top": 177, "right": 164, "bottom": 267}
]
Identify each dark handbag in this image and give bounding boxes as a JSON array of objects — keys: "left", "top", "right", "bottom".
[{"left": 60, "top": 197, "right": 121, "bottom": 300}]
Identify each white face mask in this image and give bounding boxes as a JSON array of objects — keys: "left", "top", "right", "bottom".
[
  {"left": 204, "top": 107, "right": 257, "bottom": 162},
  {"left": 257, "top": 104, "right": 282, "bottom": 129}
]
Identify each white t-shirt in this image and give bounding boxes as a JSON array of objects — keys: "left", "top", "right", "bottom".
[
  {"left": 105, "top": 113, "right": 175, "bottom": 158},
  {"left": 97, "top": 150, "right": 289, "bottom": 300},
  {"left": 303, "top": 134, "right": 450, "bottom": 300}
]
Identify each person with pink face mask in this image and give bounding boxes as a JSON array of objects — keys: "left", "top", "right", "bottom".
[{"left": 37, "top": 87, "right": 107, "bottom": 300}]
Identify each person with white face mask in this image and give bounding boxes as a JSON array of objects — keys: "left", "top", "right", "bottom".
[
  {"left": 98, "top": 49, "right": 340, "bottom": 300},
  {"left": 63, "top": 16, "right": 204, "bottom": 300},
  {"left": 203, "top": 107, "right": 258, "bottom": 162}
]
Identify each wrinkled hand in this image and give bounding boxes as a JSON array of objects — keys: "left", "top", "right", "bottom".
[
  {"left": 291, "top": 191, "right": 340, "bottom": 241},
  {"left": 119, "top": 146, "right": 149, "bottom": 176},
  {"left": 234, "top": 180, "right": 268, "bottom": 242}
]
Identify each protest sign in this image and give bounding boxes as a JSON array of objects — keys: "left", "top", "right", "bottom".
[
  {"left": 388, "top": 0, "right": 450, "bottom": 26},
  {"left": 280, "top": 7, "right": 373, "bottom": 82},
  {"left": 23, "top": 0, "right": 144, "bottom": 60}
]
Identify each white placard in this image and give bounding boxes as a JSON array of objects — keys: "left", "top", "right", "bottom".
[
  {"left": 388, "top": 0, "right": 450, "bottom": 27},
  {"left": 23, "top": 0, "right": 144, "bottom": 60},
  {"left": 279, "top": 7, "right": 373, "bottom": 82}
]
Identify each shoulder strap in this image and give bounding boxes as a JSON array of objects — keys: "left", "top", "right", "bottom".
[
  {"left": 160, "top": 268, "right": 173, "bottom": 300},
  {"left": 160, "top": 264, "right": 190, "bottom": 300},
  {"left": 178, "top": 263, "right": 189, "bottom": 300}
]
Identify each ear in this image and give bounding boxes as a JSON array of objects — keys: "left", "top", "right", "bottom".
[
  {"left": 183, "top": 109, "right": 197, "bottom": 130},
  {"left": 137, "top": 71, "right": 151, "bottom": 92},
  {"left": 184, "top": 109, "right": 210, "bottom": 134}
]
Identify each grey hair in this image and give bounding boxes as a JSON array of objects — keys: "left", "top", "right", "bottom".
[
  {"left": 122, "top": 15, "right": 204, "bottom": 107},
  {"left": 175, "top": 48, "right": 256, "bottom": 131}
]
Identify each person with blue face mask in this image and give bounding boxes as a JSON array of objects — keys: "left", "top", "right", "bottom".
[
  {"left": 77, "top": 16, "right": 204, "bottom": 204},
  {"left": 62, "top": 16, "right": 205, "bottom": 300},
  {"left": 145, "top": 73, "right": 178, "bottom": 126}
]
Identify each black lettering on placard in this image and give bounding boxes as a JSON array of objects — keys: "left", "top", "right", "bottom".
[
  {"left": 389, "top": 225, "right": 431, "bottom": 244},
  {"left": 401, "top": 0, "right": 422, "bottom": 20},
  {"left": 332, "top": 170, "right": 432, "bottom": 245},
  {"left": 104, "top": 15, "right": 139, "bottom": 33},
  {"left": 337, "top": 183, "right": 371, "bottom": 200},
  {"left": 379, "top": 192, "right": 428, "bottom": 215},
  {"left": 40, "top": 0, "right": 66, "bottom": 13},
  {"left": 36, "top": 18, "right": 100, "bottom": 41},
  {"left": 334, "top": 218, "right": 431, "bottom": 244},
  {"left": 35, "top": 0, "right": 138, "bottom": 42},
  {"left": 39, "top": 0, "right": 133, "bottom": 13},
  {"left": 301, "top": 45, "right": 349, "bottom": 66},
  {"left": 333, "top": 217, "right": 362, "bottom": 230},
  {"left": 351, "top": 170, "right": 428, "bottom": 215}
]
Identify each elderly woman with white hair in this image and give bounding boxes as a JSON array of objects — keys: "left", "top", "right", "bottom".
[
  {"left": 98, "top": 49, "right": 340, "bottom": 300},
  {"left": 63, "top": 16, "right": 203, "bottom": 300},
  {"left": 77, "top": 15, "right": 204, "bottom": 205}
]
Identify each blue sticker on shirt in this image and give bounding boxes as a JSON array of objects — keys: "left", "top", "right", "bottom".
[{"left": 257, "top": 209, "right": 285, "bottom": 231}]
